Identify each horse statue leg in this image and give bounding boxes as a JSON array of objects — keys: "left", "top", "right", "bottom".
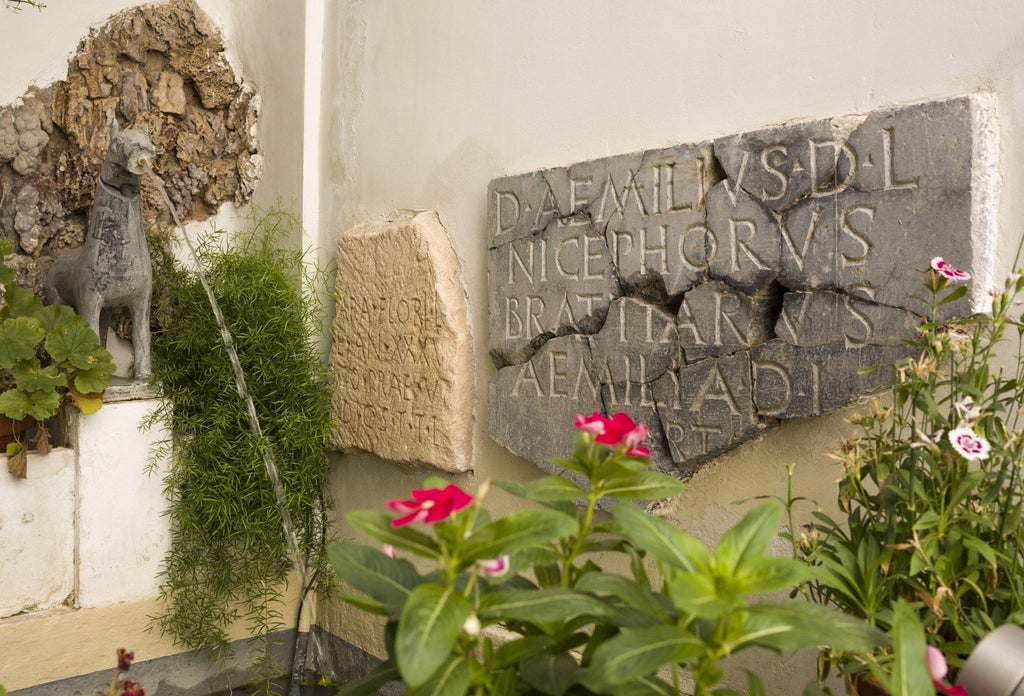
[{"left": 130, "top": 288, "right": 152, "bottom": 379}]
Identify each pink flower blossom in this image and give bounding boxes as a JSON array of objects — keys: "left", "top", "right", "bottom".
[
  {"left": 954, "top": 397, "right": 981, "bottom": 422},
  {"left": 477, "top": 554, "right": 510, "bottom": 578},
  {"left": 573, "top": 412, "right": 650, "bottom": 457},
  {"left": 926, "top": 645, "right": 948, "bottom": 681},
  {"left": 381, "top": 544, "right": 397, "bottom": 558},
  {"left": 931, "top": 257, "right": 971, "bottom": 281},
  {"left": 948, "top": 427, "right": 991, "bottom": 461},
  {"left": 927, "top": 647, "right": 969, "bottom": 695},
  {"left": 386, "top": 485, "right": 474, "bottom": 528}
]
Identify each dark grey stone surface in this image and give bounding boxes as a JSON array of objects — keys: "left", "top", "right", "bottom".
[
  {"left": 487, "top": 95, "right": 996, "bottom": 479},
  {"left": 589, "top": 297, "right": 680, "bottom": 384},
  {"left": 751, "top": 340, "right": 915, "bottom": 418},
  {"left": 775, "top": 290, "right": 919, "bottom": 347},
  {"left": 653, "top": 351, "right": 763, "bottom": 465},
  {"left": 677, "top": 281, "right": 777, "bottom": 361}
]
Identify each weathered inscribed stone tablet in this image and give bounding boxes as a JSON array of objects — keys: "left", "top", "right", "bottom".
[
  {"left": 488, "top": 95, "right": 998, "bottom": 478},
  {"left": 331, "top": 212, "right": 473, "bottom": 471}
]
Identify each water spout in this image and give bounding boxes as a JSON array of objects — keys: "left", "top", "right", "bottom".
[{"left": 149, "top": 173, "right": 304, "bottom": 571}]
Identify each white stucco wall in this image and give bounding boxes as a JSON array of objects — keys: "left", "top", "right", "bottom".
[{"left": 319, "top": 1, "right": 1024, "bottom": 692}]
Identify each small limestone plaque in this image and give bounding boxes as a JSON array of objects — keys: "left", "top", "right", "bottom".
[
  {"left": 331, "top": 212, "right": 473, "bottom": 471},
  {"left": 487, "top": 95, "right": 998, "bottom": 478}
]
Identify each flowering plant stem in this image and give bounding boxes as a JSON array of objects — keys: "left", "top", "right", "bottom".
[
  {"left": 331, "top": 413, "right": 885, "bottom": 695},
  {"left": 785, "top": 258, "right": 1024, "bottom": 690}
]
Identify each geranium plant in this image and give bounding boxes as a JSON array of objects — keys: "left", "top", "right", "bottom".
[
  {"left": 788, "top": 256, "right": 1024, "bottom": 691},
  {"left": 330, "top": 412, "right": 884, "bottom": 695},
  {"left": 0, "top": 238, "right": 115, "bottom": 472}
]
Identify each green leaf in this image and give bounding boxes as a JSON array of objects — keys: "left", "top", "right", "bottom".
[
  {"left": 715, "top": 502, "right": 781, "bottom": 575},
  {"left": 71, "top": 364, "right": 115, "bottom": 395},
  {"left": 462, "top": 509, "right": 578, "bottom": 561},
  {"left": 611, "top": 676, "right": 676, "bottom": 695},
  {"left": 574, "top": 571, "right": 667, "bottom": 619},
  {"left": 45, "top": 317, "right": 113, "bottom": 372},
  {"left": 600, "top": 470, "right": 686, "bottom": 500},
  {"left": 10, "top": 361, "right": 63, "bottom": 393},
  {"left": 611, "top": 502, "right": 710, "bottom": 572},
  {"left": 479, "top": 587, "right": 611, "bottom": 623},
  {"left": 395, "top": 583, "right": 471, "bottom": 687},
  {"left": 327, "top": 542, "right": 422, "bottom": 615},
  {"left": 664, "top": 567, "right": 737, "bottom": 618},
  {"left": 731, "top": 556, "right": 811, "bottom": 596},
  {"left": 496, "top": 475, "right": 584, "bottom": 503},
  {"left": 404, "top": 655, "right": 472, "bottom": 696},
  {"left": 737, "top": 602, "right": 887, "bottom": 654},
  {"left": 939, "top": 283, "right": 969, "bottom": 306},
  {"left": 0, "top": 385, "right": 61, "bottom": 421},
  {"left": 888, "top": 601, "right": 935, "bottom": 696},
  {"left": 491, "top": 635, "right": 557, "bottom": 669},
  {"left": 339, "top": 660, "right": 401, "bottom": 695},
  {"left": 520, "top": 652, "right": 581, "bottom": 696},
  {"left": 0, "top": 315, "right": 44, "bottom": 367},
  {"left": 347, "top": 510, "right": 442, "bottom": 559},
  {"left": 32, "top": 304, "right": 78, "bottom": 333},
  {"left": 339, "top": 593, "right": 387, "bottom": 615},
  {"left": 584, "top": 625, "right": 704, "bottom": 690},
  {"left": 0, "top": 284, "right": 42, "bottom": 318}
]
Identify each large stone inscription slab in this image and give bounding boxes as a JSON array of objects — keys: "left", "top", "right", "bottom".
[
  {"left": 488, "top": 96, "right": 998, "bottom": 477},
  {"left": 331, "top": 212, "right": 473, "bottom": 471}
]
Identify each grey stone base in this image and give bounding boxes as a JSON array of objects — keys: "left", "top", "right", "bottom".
[
  {"left": 9, "top": 626, "right": 401, "bottom": 695},
  {"left": 11, "top": 630, "right": 296, "bottom": 696},
  {"left": 308, "top": 625, "right": 403, "bottom": 695}
]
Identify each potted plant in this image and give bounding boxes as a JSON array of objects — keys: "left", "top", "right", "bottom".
[
  {"left": 330, "top": 412, "right": 885, "bottom": 695},
  {"left": 786, "top": 256, "right": 1024, "bottom": 692},
  {"left": 0, "top": 239, "right": 115, "bottom": 475}
]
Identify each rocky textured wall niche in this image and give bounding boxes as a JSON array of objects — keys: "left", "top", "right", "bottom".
[
  {"left": 0, "top": 0, "right": 260, "bottom": 296},
  {"left": 487, "top": 96, "right": 997, "bottom": 479}
]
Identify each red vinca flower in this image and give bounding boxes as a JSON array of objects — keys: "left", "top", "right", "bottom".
[
  {"left": 387, "top": 484, "right": 473, "bottom": 528},
  {"left": 574, "top": 412, "right": 650, "bottom": 457}
]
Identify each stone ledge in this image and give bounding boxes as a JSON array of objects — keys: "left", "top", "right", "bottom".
[{"left": 104, "top": 377, "right": 160, "bottom": 403}]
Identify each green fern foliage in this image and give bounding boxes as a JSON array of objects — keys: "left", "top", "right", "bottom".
[{"left": 147, "top": 210, "right": 333, "bottom": 658}]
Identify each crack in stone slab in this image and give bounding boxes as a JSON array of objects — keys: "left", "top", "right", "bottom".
[{"left": 487, "top": 96, "right": 996, "bottom": 481}]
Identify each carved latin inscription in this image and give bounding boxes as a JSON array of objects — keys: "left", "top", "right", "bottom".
[
  {"left": 331, "top": 212, "right": 473, "bottom": 471},
  {"left": 487, "top": 96, "right": 997, "bottom": 477}
]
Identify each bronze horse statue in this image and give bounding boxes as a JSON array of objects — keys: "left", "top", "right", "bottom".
[{"left": 47, "top": 121, "right": 155, "bottom": 380}]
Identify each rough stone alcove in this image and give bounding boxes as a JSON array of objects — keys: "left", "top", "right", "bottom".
[{"left": 0, "top": 0, "right": 260, "bottom": 301}]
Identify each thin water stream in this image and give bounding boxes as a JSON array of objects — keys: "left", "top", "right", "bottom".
[{"left": 150, "top": 173, "right": 312, "bottom": 695}]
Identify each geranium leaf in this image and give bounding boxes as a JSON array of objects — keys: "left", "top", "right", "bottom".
[{"left": 0, "top": 316, "right": 44, "bottom": 367}]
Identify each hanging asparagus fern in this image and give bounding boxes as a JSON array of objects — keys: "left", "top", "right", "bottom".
[{"left": 145, "top": 209, "right": 333, "bottom": 680}]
